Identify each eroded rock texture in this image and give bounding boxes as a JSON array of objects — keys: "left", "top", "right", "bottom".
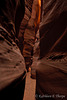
[
  {"left": 0, "top": 0, "right": 26, "bottom": 100},
  {"left": 18, "top": 0, "right": 41, "bottom": 70},
  {"left": 36, "top": 0, "right": 67, "bottom": 100},
  {"left": 40, "top": 0, "right": 67, "bottom": 58}
]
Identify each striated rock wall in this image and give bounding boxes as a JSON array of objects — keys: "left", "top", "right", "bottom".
[
  {"left": 0, "top": 1, "right": 26, "bottom": 99},
  {"left": 18, "top": 0, "right": 41, "bottom": 70},
  {"left": 36, "top": 1, "right": 67, "bottom": 99},
  {"left": 18, "top": 0, "right": 33, "bottom": 52},
  {"left": 40, "top": 0, "right": 67, "bottom": 58}
]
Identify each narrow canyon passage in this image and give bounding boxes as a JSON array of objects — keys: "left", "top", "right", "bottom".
[
  {"left": 23, "top": 72, "right": 36, "bottom": 100},
  {"left": 0, "top": 0, "right": 67, "bottom": 100}
]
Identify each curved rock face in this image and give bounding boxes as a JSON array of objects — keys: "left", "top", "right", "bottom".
[
  {"left": 36, "top": 1, "right": 67, "bottom": 100},
  {"left": 18, "top": 0, "right": 34, "bottom": 53},
  {"left": 18, "top": 0, "right": 41, "bottom": 70},
  {"left": 0, "top": 0, "right": 25, "bottom": 41},
  {"left": 0, "top": 1, "right": 26, "bottom": 100},
  {"left": 40, "top": 0, "right": 67, "bottom": 58}
]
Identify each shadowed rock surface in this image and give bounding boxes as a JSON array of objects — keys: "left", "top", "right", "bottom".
[
  {"left": 0, "top": 0, "right": 26, "bottom": 100},
  {"left": 36, "top": 0, "right": 67, "bottom": 100},
  {"left": 18, "top": 0, "right": 41, "bottom": 71}
]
